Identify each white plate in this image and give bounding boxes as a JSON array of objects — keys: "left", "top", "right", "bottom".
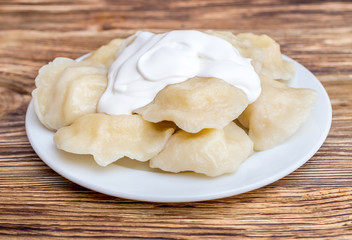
[{"left": 26, "top": 56, "right": 332, "bottom": 202}]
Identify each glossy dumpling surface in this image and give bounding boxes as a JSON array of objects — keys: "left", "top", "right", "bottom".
[
  {"left": 207, "top": 31, "right": 294, "bottom": 81},
  {"left": 238, "top": 76, "right": 317, "bottom": 150},
  {"left": 83, "top": 38, "right": 123, "bottom": 67},
  {"left": 54, "top": 113, "right": 175, "bottom": 166},
  {"left": 150, "top": 122, "right": 253, "bottom": 177},
  {"left": 32, "top": 57, "right": 108, "bottom": 130},
  {"left": 235, "top": 33, "right": 294, "bottom": 81},
  {"left": 135, "top": 77, "right": 248, "bottom": 133}
]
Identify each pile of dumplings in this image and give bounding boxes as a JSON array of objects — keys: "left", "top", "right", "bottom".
[{"left": 32, "top": 31, "right": 317, "bottom": 177}]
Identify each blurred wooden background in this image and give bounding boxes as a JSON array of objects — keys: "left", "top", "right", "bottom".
[{"left": 0, "top": 0, "right": 351, "bottom": 239}]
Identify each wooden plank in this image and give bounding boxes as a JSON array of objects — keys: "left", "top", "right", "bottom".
[{"left": 0, "top": 0, "right": 351, "bottom": 238}]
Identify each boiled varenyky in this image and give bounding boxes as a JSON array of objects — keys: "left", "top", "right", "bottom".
[{"left": 32, "top": 30, "right": 317, "bottom": 177}]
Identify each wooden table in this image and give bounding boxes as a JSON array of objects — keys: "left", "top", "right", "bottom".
[{"left": 1, "top": 0, "right": 351, "bottom": 239}]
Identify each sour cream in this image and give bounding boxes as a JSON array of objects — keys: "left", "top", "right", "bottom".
[{"left": 98, "top": 30, "right": 261, "bottom": 115}]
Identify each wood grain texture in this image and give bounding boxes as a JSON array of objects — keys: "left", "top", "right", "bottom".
[{"left": 0, "top": 0, "right": 351, "bottom": 239}]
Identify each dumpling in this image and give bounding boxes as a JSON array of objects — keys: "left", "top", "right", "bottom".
[
  {"left": 83, "top": 32, "right": 139, "bottom": 67},
  {"left": 205, "top": 30, "right": 242, "bottom": 50},
  {"left": 207, "top": 31, "right": 294, "bottom": 81},
  {"left": 235, "top": 33, "right": 294, "bottom": 81},
  {"left": 150, "top": 122, "right": 253, "bottom": 177},
  {"left": 135, "top": 77, "right": 248, "bottom": 133},
  {"left": 238, "top": 75, "right": 317, "bottom": 150},
  {"left": 83, "top": 38, "right": 123, "bottom": 67},
  {"left": 54, "top": 113, "right": 175, "bottom": 167},
  {"left": 32, "top": 57, "right": 108, "bottom": 130}
]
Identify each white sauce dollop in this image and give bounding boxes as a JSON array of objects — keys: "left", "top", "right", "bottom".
[{"left": 98, "top": 30, "right": 261, "bottom": 115}]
